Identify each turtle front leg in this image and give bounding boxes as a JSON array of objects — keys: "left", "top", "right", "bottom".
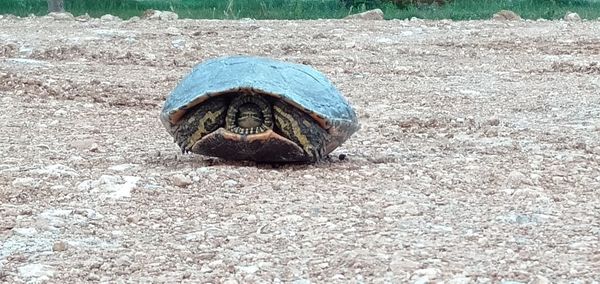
[
  {"left": 272, "top": 101, "right": 327, "bottom": 162},
  {"left": 174, "top": 97, "right": 228, "bottom": 153}
]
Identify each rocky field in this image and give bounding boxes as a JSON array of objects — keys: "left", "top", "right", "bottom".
[{"left": 0, "top": 14, "right": 599, "bottom": 283}]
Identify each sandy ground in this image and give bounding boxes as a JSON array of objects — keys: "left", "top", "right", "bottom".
[{"left": 0, "top": 14, "right": 599, "bottom": 283}]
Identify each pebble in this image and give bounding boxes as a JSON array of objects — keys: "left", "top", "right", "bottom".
[
  {"left": 173, "top": 174, "right": 193, "bottom": 187},
  {"left": 171, "top": 38, "right": 186, "bottom": 49},
  {"left": 486, "top": 117, "right": 500, "bottom": 126},
  {"left": 31, "top": 164, "right": 78, "bottom": 177},
  {"left": 77, "top": 175, "right": 139, "bottom": 199},
  {"left": 483, "top": 127, "right": 499, "bottom": 137},
  {"left": 53, "top": 109, "right": 67, "bottom": 116},
  {"left": 302, "top": 174, "right": 316, "bottom": 180},
  {"left": 13, "top": 227, "right": 38, "bottom": 237},
  {"left": 52, "top": 241, "right": 67, "bottom": 252},
  {"left": 69, "top": 139, "right": 98, "bottom": 152},
  {"left": 48, "top": 12, "right": 74, "bottom": 21},
  {"left": 75, "top": 13, "right": 91, "bottom": 22},
  {"left": 412, "top": 267, "right": 441, "bottom": 279},
  {"left": 505, "top": 170, "right": 528, "bottom": 188},
  {"left": 276, "top": 214, "right": 303, "bottom": 223},
  {"left": 115, "top": 256, "right": 132, "bottom": 267},
  {"left": 166, "top": 27, "right": 181, "bottom": 35},
  {"left": 447, "top": 276, "right": 472, "bottom": 284},
  {"left": 182, "top": 271, "right": 192, "bottom": 279},
  {"left": 246, "top": 214, "right": 258, "bottom": 222},
  {"left": 12, "top": 177, "right": 40, "bottom": 189},
  {"left": 389, "top": 252, "right": 420, "bottom": 272},
  {"left": 100, "top": 14, "right": 121, "bottom": 21},
  {"left": 108, "top": 164, "right": 138, "bottom": 172},
  {"left": 238, "top": 265, "right": 259, "bottom": 274},
  {"left": 126, "top": 214, "right": 141, "bottom": 223},
  {"left": 222, "top": 179, "right": 238, "bottom": 187},
  {"left": 111, "top": 230, "right": 125, "bottom": 238},
  {"left": 531, "top": 275, "right": 551, "bottom": 284},
  {"left": 148, "top": 208, "right": 165, "bottom": 219},
  {"left": 87, "top": 273, "right": 101, "bottom": 281},
  {"left": 18, "top": 264, "right": 54, "bottom": 279},
  {"left": 208, "top": 259, "right": 224, "bottom": 269}
]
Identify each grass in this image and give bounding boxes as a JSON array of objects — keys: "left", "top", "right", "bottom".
[{"left": 1, "top": 0, "right": 599, "bottom": 20}]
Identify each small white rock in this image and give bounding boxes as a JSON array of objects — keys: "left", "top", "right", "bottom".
[
  {"left": 303, "top": 174, "right": 316, "bottom": 180},
  {"left": 53, "top": 109, "right": 67, "bottom": 116},
  {"left": 166, "top": 27, "right": 181, "bottom": 35},
  {"left": 75, "top": 13, "right": 91, "bottom": 22},
  {"left": 77, "top": 175, "right": 139, "bottom": 199},
  {"left": 447, "top": 276, "right": 472, "bottom": 284},
  {"left": 238, "top": 265, "right": 259, "bottom": 274},
  {"left": 412, "top": 267, "right": 441, "bottom": 279},
  {"left": 100, "top": 14, "right": 121, "bottom": 21},
  {"left": 31, "top": 164, "right": 78, "bottom": 177},
  {"left": 159, "top": 11, "right": 179, "bottom": 21},
  {"left": 505, "top": 170, "right": 528, "bottom": 188},
  {"left": 171, "top": 39, "right": 186, "bottom": 49},
  {"left": 48, "top": 12, "right": 74, "bottom": 21},
  {"left": 222, "top": 179, "right": 238, "bottom": 187},
  {"left": 246, "top": 214, "right": 258, "bottom": 222},
  {"left": 13, "top": 227, "right": 38, "bottom": 237},
  {"left": 52, "top": 241, "right": 67, "bottom": 252},
  {"left": 108, "top": 164, "right": 137, "bottom": 172},
  {"left": 12, "top": 177, "right": 40, "bottom": 189},
  {"left": 531, "top": 275, "right": 551, "bottom": 284},
  {"left": 344, "top": 9, "right": 384, "bottom": 20},
  {"left": 172, "top": 174, "right": 193, "bottom": 187},
  {"left": 207, "top": 259, "right": 223, "bottom": 269},
  {"left": 18, "top": 264, "right": 54, "bottom": 279}
]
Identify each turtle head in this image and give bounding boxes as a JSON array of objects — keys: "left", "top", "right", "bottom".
[
  {"left": 236, "top": 103, "right": 264, "bottom": 129},
  {"left": 225, "top": 95, "right": 273, "bottom": 135}
]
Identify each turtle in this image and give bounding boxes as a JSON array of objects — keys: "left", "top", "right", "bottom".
[{"left": 159, "top": 55, "right": 359, "bottom": 163}]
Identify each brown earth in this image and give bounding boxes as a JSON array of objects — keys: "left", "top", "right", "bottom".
[{"left": 1, "top": 15, "right": 599, "bottom": 283}]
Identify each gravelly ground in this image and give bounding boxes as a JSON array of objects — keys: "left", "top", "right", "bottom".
[{"left": 0, "top": 14, "right": 599, "bottom": 283}]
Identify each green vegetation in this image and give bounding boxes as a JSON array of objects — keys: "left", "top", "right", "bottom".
[{"left": 1, "top": 0, "right": 599, "bottom": 20}]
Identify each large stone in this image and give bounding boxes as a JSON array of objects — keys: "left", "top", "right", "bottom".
[
  {"left": 100, "top": 14, "right": 121, "bottom": 22},
  {"left": 492, "top": 10, "right": 521, "bottom": 21},
  {"left": 344, "top": 9, "right": 384, "bottom": 20},
  {"left": 142, "top": 10, "right": 179, "bottom": 21},
  {"left": 47, "top": 12, "right": 74, "bottom": 21},
  {"left": 564, "top": 12, "right": 581, "bottom": 22}
]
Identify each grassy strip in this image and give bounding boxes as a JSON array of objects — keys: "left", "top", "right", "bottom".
[
  {"left": 383, "top": 0, "right": 600, "bottom": 20},
  {"left": 1, "top": 0, "right": 599, "bottom": 20}
]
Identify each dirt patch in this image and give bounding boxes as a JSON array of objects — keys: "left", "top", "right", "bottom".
[{"left": 1, "top": 16, "right": 599, "bottom": 283}]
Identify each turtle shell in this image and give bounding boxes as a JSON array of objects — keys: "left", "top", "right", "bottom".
[{"left": 160, "top": 55, "right": 359, "bottom": 160}]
